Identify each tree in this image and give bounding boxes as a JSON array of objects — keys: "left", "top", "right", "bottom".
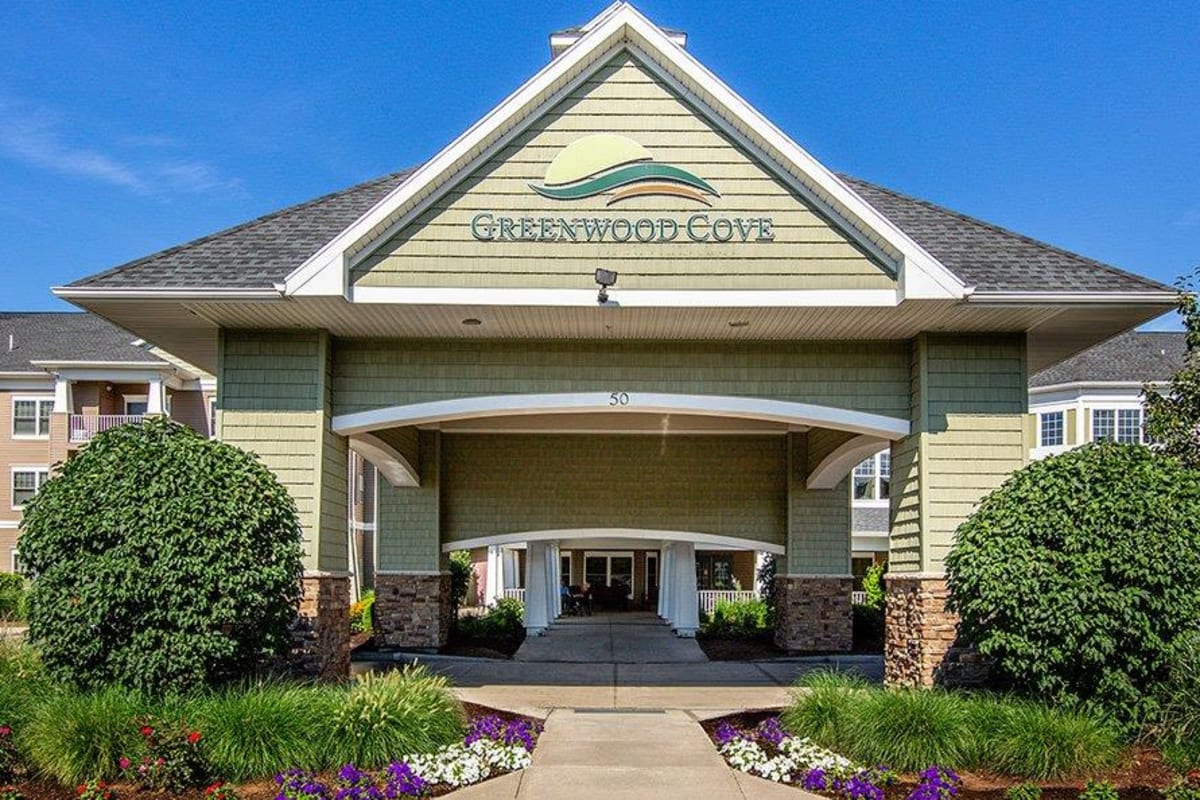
[
  {"left": 1144, "top": 267, "right": 1198, "bottom": 466},
  {"left": 19, "top": 418, "right": 303, "bottom": 694},
  {"left": 945, "top": 441, "right": 1200, "bottom": 726}
]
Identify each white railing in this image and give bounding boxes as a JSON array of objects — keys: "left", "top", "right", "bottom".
[
  {"left": 502, "top": 588, "right": 526, "bottom": 602},
  {"left": 697, "top": 589, "right": 758, "bottom": 615},
  {"left": 69, "top": 414, "right": 145, "bottom": 443},
  {"left": 852, "top": 590, "right": 867, "bottom": 605}
]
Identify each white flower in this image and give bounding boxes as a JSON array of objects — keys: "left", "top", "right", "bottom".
[
  {"left": 719, "top": 738, "right": 768, "bottom": 771},
  {"left": 404, "top": 737, "right": 533, "bottom": 789},
  {"left": 715, "top": 728, "right": 863, "bottom": 785}
]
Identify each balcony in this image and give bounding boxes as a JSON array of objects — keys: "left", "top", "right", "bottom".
[{"left": 69, "top": 414, "right": 145, "bottom": 443}]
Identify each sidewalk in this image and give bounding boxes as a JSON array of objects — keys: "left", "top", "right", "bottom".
[{"left": 446, "top": 708, "right": 818, "bottom": 800}]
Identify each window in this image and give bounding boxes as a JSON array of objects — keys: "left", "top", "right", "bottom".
[
  {"left": 123, "top": 396, "right": 148, "bottom": 416},
  {"left": 560, "top": 553, "right": 573, "bottom": 586},
  {"left": 853, "top": 451, "right": 891, "bottom": 502},
  {"left": 12, "top": 398, "right": 52, "bottom": 437},
  {"left": 208, "top": 397, "right": 217, "bottom": 437},
  {"left": 695, "top": 552, "right": 735, "bottom": 590},
  {"left": 1039, "top": 411, "right": 1064, "bottom": 447},
  {"left": 12, "top": 468, "right": 49, "bottom": 508},
  {"left": 1092, "top": 408, "right": 1144, "bottom": 444}
]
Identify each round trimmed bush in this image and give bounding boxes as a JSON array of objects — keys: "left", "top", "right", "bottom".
[
  {"left": 19, "top": 418, "right": 303, "bottom": 694},
  {"left": 946, "top": 441, "right": 1200, "bottom": 725}
]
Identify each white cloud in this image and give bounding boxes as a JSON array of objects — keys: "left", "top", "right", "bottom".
[{"left": 0, "top": 97, "right": 238, "bottom": 196}]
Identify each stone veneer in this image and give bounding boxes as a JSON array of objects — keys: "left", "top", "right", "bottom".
[
  {"left": 773, "top": 575, "right": 853, "bottom": 652},
  {"left": 884, "top": 574, "right": 990, "bottom": 688},
  {"left": 374, "top": 573, "right": 452, "bottom": 650},
  {"left": 294, "top": 575, "right": 350, "bottom": 680}
]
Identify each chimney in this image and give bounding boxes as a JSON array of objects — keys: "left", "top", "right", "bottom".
[{"left": 549, "top": 17, "right": 686, "bottom": 60}]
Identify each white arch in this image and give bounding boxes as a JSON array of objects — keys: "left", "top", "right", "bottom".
[
  {"left": 348, "top": 433, "right": 419, "bottom": 487},
  {"left": 333, "top": 392, "right": 909, "bottom": 440},
  {"left": 440, "top": 527, "right": 785, "bottom": 554},
  {"left": 807, "top": 434, "right": 890, "bottom": 490}
]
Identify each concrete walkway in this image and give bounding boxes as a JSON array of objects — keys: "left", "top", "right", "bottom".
[
  {"left": 446, "top": 708, "right": 819, "bottom": 800},
  {"left": 513, "top": 612, "right": 707, "bottom": 663}
]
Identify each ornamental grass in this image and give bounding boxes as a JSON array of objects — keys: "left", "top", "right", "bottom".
[{"left": 784, "top": 670, "right": 1122, "bottom": 779}]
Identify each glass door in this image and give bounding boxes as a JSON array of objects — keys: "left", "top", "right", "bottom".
[
  {"left": 610, "top": 555, "right": 633, "bottom": 598},
  {"left": 583, "top": 552, "right": 635, "bottom": 599}
]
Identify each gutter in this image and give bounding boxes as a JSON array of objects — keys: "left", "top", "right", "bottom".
[
  {"left": 966, "top": 291, "right": 1179, "bottom": 305},
  {"left": 52, "top": 286, "right": 286, "bottom": 301}
]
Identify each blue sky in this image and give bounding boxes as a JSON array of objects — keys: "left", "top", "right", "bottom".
[{"left": 0, "top": 1, "right": 1196, "bottom": 328}]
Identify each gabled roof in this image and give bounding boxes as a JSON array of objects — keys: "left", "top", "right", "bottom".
[
  {"left": 65, "top": 168, "right": 1171, "bottom": 296},
  {"left": 0, "top": 312, "right": 163, "bottom": 372},
  {"left": 71, "top": 170, "right": 416, "bottom": 289},
  {"left": 1030, "top": 330, "right": 1187, "bottom": 387}
]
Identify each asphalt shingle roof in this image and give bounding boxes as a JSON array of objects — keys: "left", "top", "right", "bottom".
[
  {"left": 1030, "top": 330, "right": 1188, "bottom": 387},
  {"left": 0, "top": 312, "right": 161, "bottom": 371},
  {"left": 69, "top": 167, "right": 1170, "bottom": 296},
  {"left": 71, "top": 169, "right": 417, "bottom": 289},
  {"left": 839, "top": 176, "right": 1170, "bottom": 294}
]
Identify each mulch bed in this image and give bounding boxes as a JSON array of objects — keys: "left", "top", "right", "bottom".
[
  {"left": 698, "top": 633, "right": 884, "bottom": 661},
  {"left": 701, "top": 709, "right": 1177, "bottom": 800},
  {"left": 5, "top": 704, "right": 545, "bottom": 800}
]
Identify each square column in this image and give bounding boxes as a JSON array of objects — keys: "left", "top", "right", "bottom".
[
  {"left": 525, "top": 540, "right": 551, "bottom": 634},
  {"left": 773, "top": 575, "right": 853, "bottom": 651},
  {"left": 669, "top": 541, "right": 699, "bottom": 637},
  {"left": 658, "top": 542, "right": 675, "bottom": 622},
  {"left": 484, "top": 545, "right": 504, "bottom": 606}
]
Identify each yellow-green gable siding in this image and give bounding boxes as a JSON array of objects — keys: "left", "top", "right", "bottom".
[{"left": 353, "top": 52, "right": 893, "bottom": 292}]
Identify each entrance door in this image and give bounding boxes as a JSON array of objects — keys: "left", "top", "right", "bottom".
[
  {"left": 645, "top": 552, "right": 659, "bottom": 607},
  {"left": 584, "top": 551, "right": 634, "bottom": 599}
]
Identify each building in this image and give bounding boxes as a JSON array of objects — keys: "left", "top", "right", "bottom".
[
  {"left": 52, "top": 4, "right": 1175, "bottom": 685},
  {"left": 1028, "top": 330, "right": 1185, "bottom": 459},
  {"left": 847, "top": 330, "right": 1188, "bottom": 582},
  {"left": 0, "top": 312, "right": 215, "bottom": 571}
]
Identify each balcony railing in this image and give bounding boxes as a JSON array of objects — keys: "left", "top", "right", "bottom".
[
  {"left": 69, "top": 414, "right": 145, "bottom": 443},
  {"left": 502, "top": 588, "right": 526, "bottom": 603},
  {"left": 851, "top": 590, "right": 867, "bottom": 605},
  {"left": 697, "top": 589, "right": 758, "bottom": 615}
]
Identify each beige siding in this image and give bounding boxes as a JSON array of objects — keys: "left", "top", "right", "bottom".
[
  {"left": 0, "top": 528, "right": 17, "bottom": 572},
  {"left": 440, "top": 433, "right": 787, "bottom": 546},
  {"left": 0, "top": 389, "right": 55, "bottom": 530},
  {"left": 332, "top": 339, "right": 912, "bottom": 418},
  {"left": 353, "top": 53, "right": 893, "bottom": 292}
]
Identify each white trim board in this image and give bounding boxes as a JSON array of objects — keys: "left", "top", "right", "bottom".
[
  {"left": 333, "top": 392, "right": 910, "bottom": 440},
  {"left": 443, "top": 527, "right": 785, "bottom": 554}
]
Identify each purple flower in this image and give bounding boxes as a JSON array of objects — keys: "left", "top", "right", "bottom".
[
  {"left": 804, "top": 768, "right": 829, "bottom": 791},
  {"left": 383, "top": 761, "right": 426, "bottom": 799},
  {"left": 755, "top": 717, "right": 788, "bottom": 746}
]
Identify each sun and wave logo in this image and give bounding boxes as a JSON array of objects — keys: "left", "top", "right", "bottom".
[{"left": 528, "top": 133, "right": 719, "bottom": 206}]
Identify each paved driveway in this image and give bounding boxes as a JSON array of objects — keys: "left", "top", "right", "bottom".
[{"left": 513, "top": 612, "right": 707, "bottom": 663}]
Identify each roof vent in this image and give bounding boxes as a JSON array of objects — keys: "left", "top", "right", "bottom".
[{"left": 549, "top": 14, "right": 686, "bottom": 59}]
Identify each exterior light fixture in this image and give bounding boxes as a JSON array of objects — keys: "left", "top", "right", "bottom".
[
  {"left": 729, "top": 320, "right": 750, "bottom": 328},
  {"left": 461, "top": 318, "right": 483, "bottom": 326},
  {"left": 595, "top": 268, "right": 618, "bottom": 304}
]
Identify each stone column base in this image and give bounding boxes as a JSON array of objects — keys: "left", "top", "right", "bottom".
[
  {"left": 884, "top": 575, "right": 989, "bottom": 688},
  {"left": 374, "top": 573, "right": 452, "bottom": 650},
  {"left": 293, "top": 575, "right": 350, "bottom": 681},
  {"left": 773, "top": 575, "right": 853, "bottom": 652}
]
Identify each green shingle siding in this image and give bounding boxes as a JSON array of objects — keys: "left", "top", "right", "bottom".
[
  {"left": 439, "top": 433, "right": 787, "bottom": 546},
  {"left": 786, "top": 432, "right": 852, "bottom": 575},
  {"left": 377, "top": 430, "right": 442, "bottom": 572}
]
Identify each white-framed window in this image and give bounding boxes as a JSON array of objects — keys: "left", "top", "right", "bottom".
[
  {"left": 560, "top": 551, "right": 573, "bottom": 586},
  {"left": 10, "top": 548, "right": 21, "bottom": 575},
  {"left": 11, "top": 467, "right": 49, "bottom": 509},
  {"left": 583, "top": 551, "right": 634, "bottom": 597},
  {"left": 1092, "top": 408, "right": 1144, "bottom": 444},
  {"left": 1039, "top": 411, "right": 1064, "bottom": 447},
  {"left": 853, "top": 451, "right": 891, "bottom": 502},
  {"left": 12, "top": 397, "right": 53, "bottom": 438},
  {"left": 123, "top": 395, "right": 148, "bottom": 416},
  {"left": 207, "top": 397, "right": 217, "bottom": 437}
]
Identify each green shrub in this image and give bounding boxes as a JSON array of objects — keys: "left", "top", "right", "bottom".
[
  {"left": 784, "top": 678, "right": 1122, "bottom": 779},
  {"left": 19, "top": 418, "right": 304, "bottom": 694},
  {"left": 702, "top": 599, "right": 770, "bottom": 637},
  {"left": 327, "top": 667, "right": 466, "bottom": 768},
  {"left": 350, "top": 591, "right": 375, "bottom": 635},
  {"left": 1005, "top": 783, "right": 1041, "bottom": 800},
  {"left": 946, "top": 442, "right": 1200, "bottom": 726},
  {"left": 187, "top": 682, "right": 336, "bottom": 781},
  {"left": 449, "top": 551, "right": 473, "bottom": 616},
  {"left": 1164, "top": 772, "right": 1200, "bottom": 800},
  {"left": 861, "top": 562, "right": 886, "bottom": 611},
  {"left": 0, "top": 575, "right": 27, "bottom": 622},
  {"left": 1158, "top": 631, "right": 1200, "bottom": 751},
  {"left": 458, "top": 598, "right": 525, "bottom": 640},
  {"left": 1079, "top": 780, "right": 1118, "bottom": 800},
  {"left": 23, "top": 686, "right": 152, "bottom": 784}
]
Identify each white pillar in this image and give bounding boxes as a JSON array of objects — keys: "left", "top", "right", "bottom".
[
  {"left": 755, "top": 551, "right": 769, "bottom": 595},
  {"left": 524, "top": 540, "right": 550, "bottom": 634},
  {"left": 549, "top": 543, "right": 562, "bottom": 618},
  {"left": 485, "top": 545, "right": 504, "bottom": 606},
  {"left": 659, "top": 543, "right": 675, "bottom": 623},
  {"left": 671, "top": 541, "right": 700, "bottom": 637},
  {"left": 503, "top": 548, "right": 520, "bottom": 589},
  {"left": 53, "top": 376, "right": 73, "bottom": 414},
  {"left": 147, "top": 376, "right": 166, "bottom": 415}
]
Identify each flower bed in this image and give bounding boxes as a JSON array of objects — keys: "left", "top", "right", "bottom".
[
  {"left": 0, "top": 706, "right": 542, "bottom": 800},
  {"left": 703, "top": 711, "right": 1178, "bottom": 800}
]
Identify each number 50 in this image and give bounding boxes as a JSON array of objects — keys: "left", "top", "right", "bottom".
[{"left": 609, "top": 392, "right": 630, "bottom": 406}]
